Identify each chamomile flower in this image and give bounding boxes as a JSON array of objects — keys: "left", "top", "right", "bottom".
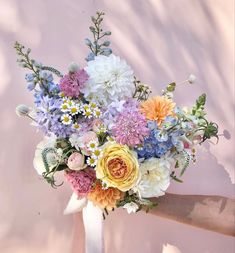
[
  {"left": 60, "top": 103, "right": 70, "bottom": 112},
  {"left": 83, "top": 109, "right": 92, "bottom": 118},
  {"left": 90, "top": 102, "right": 98, "bottom": 109},
  {"left": 62, "top": 97, "right": 73, "bottom": 106},
  {"left": 59, "top": 91, "right": 65, "bottom": 97},
  {"left": 87, "top": 157, "right": 97, "bottom": 167},
  {"left": 93, "top": 108, "right": 102, "bottom": 118},
  {"left": 87, "top": 140, "right": 98, "bottom": 151},
  {"left": 70, "top": 105, "right": 80, "bottom": 115},
  {"left": 72, "top": 123, "right": 81, "bottom": 131},
  {"left": 61, "top": 114, "right": 72, "bottom": 125},
  {"left": 91, "top": 148, "right": 102, "bottom": 159},
  {"left": 83, "top": 104, "right": 90, "bottom": 111}
]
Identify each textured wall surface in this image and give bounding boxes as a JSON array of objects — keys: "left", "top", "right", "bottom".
[{"left": 0, "top": 0, "right": 234, "bottom": 252}]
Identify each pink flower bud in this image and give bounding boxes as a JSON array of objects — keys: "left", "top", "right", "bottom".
[{"left": 67, "top": 152, "right": 85, "bottom": 171}]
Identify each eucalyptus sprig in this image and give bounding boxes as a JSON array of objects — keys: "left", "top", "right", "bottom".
[{"left": 85, "top": 11, "right": 112, "bottom": 58}]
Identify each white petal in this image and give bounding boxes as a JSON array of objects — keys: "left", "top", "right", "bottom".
[{"left": 63, "top": 193, "right": 87, "bottom": 215}]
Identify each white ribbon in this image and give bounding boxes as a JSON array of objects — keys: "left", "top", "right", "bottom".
[
  {"left": 83, "top": 201, "right": 104, "bottom": 253},
  {"left": 64, "top": 194, "right": 104, "bottom": 253}
]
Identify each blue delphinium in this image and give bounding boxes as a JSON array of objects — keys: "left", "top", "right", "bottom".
[
  {"left": 136, "top": 120, "right": 174, "bottom": 159},
  {"left": 25, "top": 70, "right": 60, "bottom": 96}
]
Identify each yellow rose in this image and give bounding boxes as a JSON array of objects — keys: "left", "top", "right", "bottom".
[{"left": 96, "top": 142, "right": 140, "bottom": 191}]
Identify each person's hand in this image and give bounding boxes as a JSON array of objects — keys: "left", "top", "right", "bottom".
[{"left": 148, "top": 193, "right": 235, "bottom": 236}]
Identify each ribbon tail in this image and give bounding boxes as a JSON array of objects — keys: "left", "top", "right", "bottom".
[
  {"left": 64, "top": 193, "right": 88, "bottom": 215},
  {"left": 83, "top": 201, "right": 104, "bottom": 253}
]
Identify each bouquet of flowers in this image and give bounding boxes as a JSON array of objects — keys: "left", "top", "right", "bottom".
[{"left": 15, "top": 12, "right": 218, "bottom": 217}]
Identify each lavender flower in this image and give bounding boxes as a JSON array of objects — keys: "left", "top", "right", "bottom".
[{"left": 35, "top": 96, "right": 74, "bottom": 138}]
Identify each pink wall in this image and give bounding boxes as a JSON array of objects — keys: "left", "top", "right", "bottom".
[{"left": 0, "top": 0, "right": 234, "bottom": 252}]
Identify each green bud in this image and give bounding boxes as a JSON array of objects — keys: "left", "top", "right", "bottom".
[
  {"left": 102, "top": 41, "right": 111, "bottom": 47},
  {"left": 104, "top": 31, "right": 111, "bottom": 36}
]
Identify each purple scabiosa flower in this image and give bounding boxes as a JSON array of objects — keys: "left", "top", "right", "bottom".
[
  {"left": 59, "top": 69, "right": 89, "bottom": 97},
  {"left": 111, "top": 103, "right": 150, "bottom": 147}
]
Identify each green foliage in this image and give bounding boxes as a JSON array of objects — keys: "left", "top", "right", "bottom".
[
  {"left": 198, "top": 118, "right": 219, "bottom": 143},
  {"left": 14, "top": 41, "right": 62, "bottom": 78},
  {"left": 192, "top": 93, "right": 206, "bottom": 117},
  {"left": 170, "top": 171, "right": 183, "bottom": 183},
  {"left": 116, "top": 192, "right": 157, "bottom": 213}
]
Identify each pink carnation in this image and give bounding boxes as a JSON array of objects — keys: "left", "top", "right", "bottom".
[
  {"left": 59, "top": 69, "right": 89, "bottom": 97},
  {"left": 65, "top": 168, "right": 96, "bottom": 197},
  {"left": 112, "top": 106, "right": 150, "bottom": 147}
]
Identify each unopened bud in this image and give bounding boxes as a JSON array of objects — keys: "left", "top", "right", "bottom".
[
  {"left": 188, "top": 74, "right": 196, "bottom": 84},
  {"left": 15, "top": 104, "right": 30, "bottom": 117},
  {"left": 68, "top": 62, "right": 79, "bottom": 73}
]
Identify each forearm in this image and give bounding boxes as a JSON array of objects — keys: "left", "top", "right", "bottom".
[{"left": 149, "top": 193, "right": 235, "bottom": 236}]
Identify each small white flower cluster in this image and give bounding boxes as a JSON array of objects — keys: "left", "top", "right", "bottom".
[
  {"left": 86, "top": 140, "right": 103, "bottom": 167},
  {"left": 60, "top": 97, "right": 102, "bottom": 126}
]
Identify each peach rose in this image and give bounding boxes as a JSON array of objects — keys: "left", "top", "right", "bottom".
[{"left": 96, "top": 142, "right": 140, "bottom": 191}]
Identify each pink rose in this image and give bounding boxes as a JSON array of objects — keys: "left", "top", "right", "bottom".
[{"left": 67, "top": 152, "right": 85, "bottom": 171}]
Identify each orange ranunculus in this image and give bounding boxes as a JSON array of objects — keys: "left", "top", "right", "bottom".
[
  {"left": 88, "top": 181, "right": 124, "bottom": 210},
  {"left": 140, "top": 96, "right": 175, "bottom": 126}
]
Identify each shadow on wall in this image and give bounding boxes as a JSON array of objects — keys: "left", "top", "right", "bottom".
[{"left": 0, "top": 0, "right": 234, "bottom": 253}]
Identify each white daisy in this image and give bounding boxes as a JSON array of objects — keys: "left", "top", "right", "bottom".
[
  {"left": 90, "top": 102, "right": 98, "bottom": 109},
  {"left": 59, "top": 91, "right": 65, "bottom": 97},
  {"left": 70, "top": 105, "right": 80, "bottom": 115},
  {"left": 82, "top": 104, "right": 90, "bottom": 111},
  {"left": 61, "top": 114, "right": 72, "bottom": 125},
  {"left": 87, "top": 157, "right": 97, "bottom": 167},
  {"left": 60, "top": 103, "right": 70, "bottom": 112},
  {"left": 91, "top": 148, "right": 102, "bottom": 159},
  {"left": 72, "top": 123, "right": 81, "bottom": 131},
  {"left": 83, "top": 109, "right": 92, "bottom": 118},
  {"left": 87, "top": 140, "right": 98, "bottom": 151},
  {"left": 93, "top": 108, "right": 102, "bottom": 118}
]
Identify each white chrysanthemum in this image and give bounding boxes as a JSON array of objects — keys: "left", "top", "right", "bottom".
[
  {"left": 82, "top": 54, "right": 135, "bottom": 106},
  {"left": 135, "top": 157, "right": 171, "bottom": 198}
]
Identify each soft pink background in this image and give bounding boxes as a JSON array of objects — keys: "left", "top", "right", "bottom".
[{"left": 0, "top": 0, "right": 234, "bottom": 252}]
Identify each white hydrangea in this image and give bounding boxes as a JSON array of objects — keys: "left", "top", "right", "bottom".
[
  {"left": 82, "top": 54, "right": 135, "bottom": 107},
  {"left": 135, "top": 157, "right": 172, "bottom": 198}
]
